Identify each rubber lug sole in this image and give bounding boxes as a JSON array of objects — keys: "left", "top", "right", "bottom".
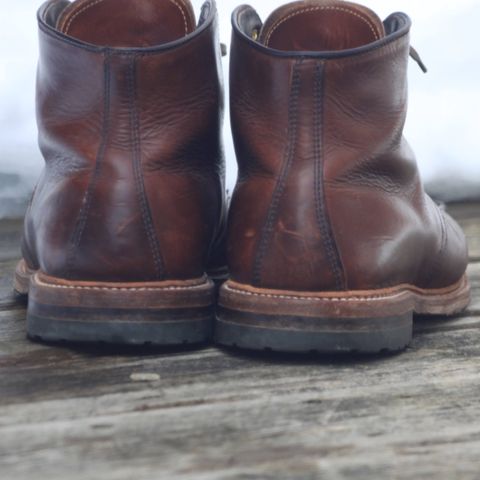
[
  {"left": 215, "top": 276, "right": 471, "bottom": 354},
  {"left": 15, "top": 260, "right": 216, "bottom": 346}
]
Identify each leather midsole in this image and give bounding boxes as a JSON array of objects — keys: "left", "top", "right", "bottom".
[
  {"left": 15, "top": 260, "right": 216, "bottom": 310},
  {"left": 219, "top": 276, "right": 471, "bottom": 318}
]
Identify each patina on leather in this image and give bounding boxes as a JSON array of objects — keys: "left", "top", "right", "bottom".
[
  {"left": 23, "top": 0, "right": 226, "bottom": 283},
  {"left": 227, "top": 0, "right": 468, "bottom": 293}
]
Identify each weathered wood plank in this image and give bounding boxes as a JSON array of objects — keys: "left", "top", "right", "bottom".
[
  {"left": 0, "top": 259, "right": 21, "bottom": 310},
  {"left": 0, "top": 260, "right": 477, "bottom": 406},
  {"left": 0, "top": 219, "right": 22, "bottom": 262},
  {"left": 1, "top": 324, "right": 480, "bottom": 479},
  {"left": 0, "top": 205, "right": 479, "bottom": 480},
  {"left": 0, "top": 218, "right": 22, "bottom": 310},
  {"left": 448, "top": 202, "right": 480, "bottom": 261},
  {"left": 466, "top": 261, "right": 479, "bottom": 313}
]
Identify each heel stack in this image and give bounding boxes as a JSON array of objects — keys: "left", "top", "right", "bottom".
[
  {"left": 23, "top": 268, "right": 216, "bottom": 346},
  {"left": 215, "top": 278, "right": 470, "bottom": 354}
]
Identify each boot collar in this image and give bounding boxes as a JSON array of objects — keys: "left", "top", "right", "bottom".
[
  {"left": 38, "top": 0, "right": 218, "bottom": 54},
  {"left": 232, "top": 4, "right": 411, "bottom": 60}
]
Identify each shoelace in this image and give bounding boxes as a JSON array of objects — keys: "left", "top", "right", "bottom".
[{"left": 410, "top": 46, "right": 428, "bottom": 73}]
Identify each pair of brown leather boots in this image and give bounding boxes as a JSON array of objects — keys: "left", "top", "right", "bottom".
[{"left": 15, "top": 0, "right": 470, "bottom": 353}]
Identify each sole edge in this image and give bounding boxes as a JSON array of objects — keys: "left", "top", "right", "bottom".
[{"left": 215, "top": 276, "right": 471, "bottom": 354}]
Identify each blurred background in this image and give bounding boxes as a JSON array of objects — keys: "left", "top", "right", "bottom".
[{"left": 0, "top": 0, "right": 479, "bottom": 219}]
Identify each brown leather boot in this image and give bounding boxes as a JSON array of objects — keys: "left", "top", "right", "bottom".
[
  {"left": 14, "top": 0, "right": 227, "bottom": 345},
  {"left": 216, "top": 0, "right": 471, "bottom": 353}
]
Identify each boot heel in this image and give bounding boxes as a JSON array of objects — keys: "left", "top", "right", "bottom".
[
  {"left": 215, "top": 278, "right": 470, "bottom": 354},
  {"left": 216, "top": 309, "right": 413, "bottom": 355},
  {"left": 21, "top": 265, "right": 215, "bottom": 346}
]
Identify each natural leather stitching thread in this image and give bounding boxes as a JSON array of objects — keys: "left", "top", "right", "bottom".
[
  {"left": 35, "top": 276, "right": 211, "bottom": 292},
  {"left": 38, "top": 5, "right": 215, "bottom": 56},
  {"left": 227, "top": 286, "right": 400, "bottom": 302},
  {"left": 171, "top": 0, "right": 191, "bottom": 35},
  {"left": 128, "top": 56, "right": 165, "bottom": 280},
  {"left": 314, "top": 61, "right": 345, "bottom": 290},
  {"left": 252, "top": 58, "right": 303, "bottom": 285},
  {"left": 229, "top": 19, "right": 409, "bottom": 65},
  {"left": 225, "top": 278, "right": 466, "bottom": 303},
  {"left": 44, "top": 0, "right": 58, "bottom": 22},
  {"left": 265, "top": 6, "right": 381, "bottom": 47},
  {"left": 37, "top": 285, "right": 209, "bottom": 292},
  {"left": 63, "top": 0, "right": 106, "bottom": 34},
  {"left": 64, "top": 0, "right": 190, "bottom": 36},
  {"left": 66, "top": 52, "right": 111, "bottom": 277}
]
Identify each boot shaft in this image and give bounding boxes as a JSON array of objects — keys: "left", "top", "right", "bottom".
[
  {"left": 228, "top": 0, "right": 467, "bottom": 292},
  {"left": 25, "top": 0, "right": 226, "bottom": 282}
]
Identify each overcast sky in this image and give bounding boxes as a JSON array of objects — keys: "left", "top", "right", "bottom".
[{"left": 0, "top": 0, "right": 479, "bottom": 216}]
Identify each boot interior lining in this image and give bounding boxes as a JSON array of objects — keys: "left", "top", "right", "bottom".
[
  {"left": 43, "top": 0, "right": 200, "bottom": 47},
  {"left": 261, "top": 8, "right": 384, "bottom": 51}
]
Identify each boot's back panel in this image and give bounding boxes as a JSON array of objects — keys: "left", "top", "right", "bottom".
[
  {"left": 216, "top": 0, "right": 470, "bottom": 353},
  {"left": 16, "top": 0, "right": 227, "bottom": 346}
]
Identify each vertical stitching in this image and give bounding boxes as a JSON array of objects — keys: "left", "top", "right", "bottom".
[
  {"left": 168, "top": 0, "right": 191, "bottom": 35},
  {"left": 252, "top": 58, "right": 303, "bottom": 286},
  {"left": 128, "top": 55, "right": 165, "bottom": 280},
  {"left": 63, "top": 0, "right": 107, "bottom": 34},
  {"left": 314, "top": 61, "right": 345, "bottom": 290},
  {"left": 66, "top": 51, "right": 111, "bottom": 277},
  {"left": 44, "top": 0, "right": 58, "bottom": 22}
]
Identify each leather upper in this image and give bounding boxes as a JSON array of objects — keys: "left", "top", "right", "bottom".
[
  {"left": 228, "top": 0, "right": 468, "bottom": 292},
  {"left": 23, "top": 0, "right": 226, "bottom": 282}
]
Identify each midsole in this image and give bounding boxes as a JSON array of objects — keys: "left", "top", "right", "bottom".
[
  {"left": 15, "top": 260, "right": 216, "bottom": 311},
  {"left": 217, "top": 307, "right": 411, "bottom": 332},
  {"left": 29, "top": 303, "right": 214, "bottom": 323},
  {"left": 218, "top": 276, "right": 471, "bottom": 318},
  {"left": 31, "top": 272, "right": 215, "bottom": 310}
]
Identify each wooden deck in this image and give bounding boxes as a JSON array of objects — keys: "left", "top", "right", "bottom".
[{"left": 0, "top": 203, "right": 479, "bottom": 480}]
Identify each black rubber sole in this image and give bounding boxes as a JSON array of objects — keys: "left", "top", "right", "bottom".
[
  {"left": 18, "top": 263, "right": 218, "bottom": 347},
  {"left": 215, "top": 308, "right": 413, "bottom": 354},
  {"left": 28, "top": 304, "right": 214, "bottom": 346},
  {"left": 215, "top": 277, "right": 471, "bottom": 355},
  {"left": 28, "top": 315, "right": 213, "bottom": 346}
]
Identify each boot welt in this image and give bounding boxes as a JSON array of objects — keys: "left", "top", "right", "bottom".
[
  {"left": 215, "top": 276, "right": 471, "bottom": 354},
  {"left": 14, "top": 260, "right": 216, "bottom": 346}
]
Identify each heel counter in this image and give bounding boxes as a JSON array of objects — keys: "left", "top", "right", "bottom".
[
  {"left": 63, "top": 53, "right": 163, "bottom": 282},
  {"left": 229, "top": 57, "right": 345, "bottom": 292},
  {"left": 228, "top": 175, "right": 345, "bottom": 292},
  {"left": 34, "top": 0, "right": 224, "bottom": 283}
]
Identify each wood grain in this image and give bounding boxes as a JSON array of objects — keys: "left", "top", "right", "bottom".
[
  {"left": 448, "top": 202, "right": 480, "bottom": 261},
  {"left": 0, "top": 205, "right": 479, "bottom": 480}
]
